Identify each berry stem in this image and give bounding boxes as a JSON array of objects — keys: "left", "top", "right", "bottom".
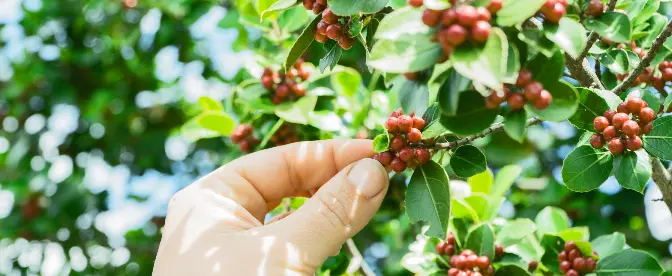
[
  {"left": 345, "top": 239, "right": 376, "bottom": 276},
  {"left": 612, "top": 19, "right": 672, "bottom": 95},
  {"left": 432, "top": 117, "right": 542, "bottom": 150}
]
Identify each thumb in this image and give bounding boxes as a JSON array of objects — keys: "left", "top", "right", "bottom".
[{"left": 262, "top": 158, "right": 389, "bottom": 267}]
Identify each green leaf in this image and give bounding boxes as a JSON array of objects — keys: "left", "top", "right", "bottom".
[
  {"left": 491, "top": 165, "right": 522, "bottom": 198},
  {"left": 368, "top": 34, "right": 442, "bottom": 73},
  {"left": 535, "top": 206, "right": 570, "bottom": 236},
  {"left": 465, "top": 223, "right": 496, "bottom": 260},
  {"left": 440, "top": 90, "right": 499, "bottom": 135},
  {"left": 559, "top": 227, "right": 590, "bottom": 242},
  {"left": 438, "top": 69, "right": 471, "bottom": 116},
  {"left": 503, "top": 41, "right": 521, "bottom": 84},
  {"left": 643, "top": 116, "right": 672, "bottom": 160},
  {"left": 642, "top": 13, "right": 666, "bottom": 48},
  {"left": 274, "top": 96, "right": 318, "bottom": 124},
  {"left": 561, "top": 146, "right": 614, "bottom": 192},
  {"left": 261, "top": 0, "right": 298, "bottom": 21},
  {"left": 591, "top": 232, "right": 626, "bottom": 258},
  {"left": 452, "top": 198, "right": 480, "bottom": 222},
  {"left": 467, "top": 169, "right": 494, "bottom": 194},
  {"left": 627, "top": 88, "right": 660, "bottom": 112},
  {"left": 596, "top": 249, "right": 664, "bottom": 276},
  {"left": 519, "top": 24, "right": 556, "bottom": 58},
  {"left": 285, "top": 15, "right": 321, "bottom": 70},
  {"left": 373, "top": 133, "right": 390, "bottom": 153},
  {"left": 406, "top": 161, "right": 451, "bottom": 238},
  {"left": 452, "top": 28, "right": 508, "bottom": 89},
  {"left": 451, "top": 145, "right": 487, "bottom": 178},
  {"left": 320, "top": 40, "right": 343, "bottom": 73},
  {"left": 525, "top": 50, "right": 564, "bottom": 87},
  {"left": 328, "top": 0, "right": 388, "bottom": 16},
  {"left": 278, "top": 6, "right": 309, "bottom": 32},
  {"left": 497, "top": 219, "right": 537, "bottom": 247},
  {"left": 258, "top": 119, "right": 285, "bottom": 149},
  {"left": 196, "top": 112, "right": 236, "bottom": 135},
  {"left": 664, "top": 93, "right": 672, "bottom": 112},
  {"left": 544, "top": 17, "right": 587, "bottom": 59},
  {"left": 198, "top": 96, "right": 224, "bottom": 111},
  {"left": 374, "top": 7, "right": 432, "bottom": 40},
  {"left": 569, "top": 88, "right": 623, "bottom": 131},
  {"left": 599, "top": 49, "right": 633, "bottom": 74},
  {"left": 525, "top": 80, "right": 579, "bottom": 122},
  {"left": 464, "top": 194, "right": 492, "bottom": 221},
  {"left": 540, "top": 234, "right": 566, "bottom": 273},
  {"left": 632, "top": 0, "right": 659, "bottom": 27},
  {"left": 494, "top": 264, "right": 532, "bottom": 276},
  {"left": 584, "top": 12, "right": 632, "bottom": 43},
  {"left": 330, "top": 68, "right": 362, "bottom": 97},
  {"left": 495, "top": 0, "right": 546, "bottom": 26},
  {"left": 392, "top": 77, "right": 430, "bottom": 116},
  {"left": 504, "top": 110, "right": 527, "bottom": 143},
  {"left": 181, "top": 118, "right": 223, "bottom": 141},
  {"left": 614, "top": 149, "right": 651, "bottom": 193}
]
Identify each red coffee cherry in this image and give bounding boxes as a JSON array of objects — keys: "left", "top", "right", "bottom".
[
  {"left": 573, "top": 258, "right": 586, "bottom": 272},
  {"left": 560, "top": 260, "right": 571, "bottom": 273},
  {"left": 495, "top": 245, "right": 504, "bottom": 258},
  {"left": 457, "top": 6, "right": 479, "bottom": 27},
  {"left": 524, "top": 81, "right": 543, "bottom": 101},
  {"left": 326, "top": 24, "right": 343, "bottom": 40},
  {"left": 641, "top": 121, "right": 653, "bottom": 134},
  {"left": 626, "top": 97, "right": 645, "bottom": 114},
  {"left": 403, "top": 72, "right": 418, "bottom": 80},
  {"left": 541, "top": 0, "right": 557, "bottom": 14},
  {"left": 471, "top": 21, "right": 492, "bottom": 43},
  {"left": 466, "top": 254, "right": 478, "bottom": 269},
  {"left": 586, "top": 258, "right": 597, "bottom": 272},
  {"left": 239, "top": 139, "right": 251, "bottom": 152},
  {"left": 390, "top": 135, "right": 407, "bottom": 151},
  {"left": 590, "top": 133, "right": 605, "bottom": 149},
  {"left": 545, "top": 2, "right": 566, "bottom": 24},
  {"left": 617, "top": 102, "right": 630, "bottom": 114},
  {"left": 436, "top": 241, "right": 447, "bottom": 254},
  {"left": 390, "top": 157, "right": 407, "bottom": 172},
  {"left": 608, "top": 138, "right": 625, "bottom": 155},
  {"left": 593, "top": 116, "right": 609, "bottom": 132},
  {"left": 564, "top": 241, "right": 577, "bottom": 252},
  {"left": 602, "top": 126, "right": 618, "bottom": 140},
  {"left": 626, "top": 136, "right": 643, "bottom": 151},
  {"left": 528, "top": 260, "right": 539, "bottom": 271},
  {"left": 488, "top": 0, "right": 503, "bottom": 14},
  {"left": 316, "top": 0, "right": 326, "bottom": 5},
  {"left": 338, "top": 35, "right": 354, "bottom": 50},
  {"left": 663, "top": 68, "right": 672, "bottom": 82},
  {"left": 476, "top": 256, "right": 490, "bottom": 270},
  {"left": 485, "top": 97, "right": 500, "bottom": 109},
  {"left": 303, "top": 0, "right": 314, "bottom": 9},
  {"left": 412, "top": 117, "right": 425, "bottom": 130},
  {"left": 312, "top": 2, "right": 326, "bottom": 14},
  {"left": 566, "top": 269, "right": 579, "bottom": 276},
  {"left": 533, "top": 90, "right": 552, "bottom": 110},
  {"left": 399, "top": 147, "right": 416, "bottom": 162},
  {"left": 276, "top": 84, "right": 290, "bottom": 98},
  {"left": 314, "top": 31, "right": 327, "bottom": 42},
  {"left": 603, "top": 110, "right": 616, "bottom": 122},
  {"left": 558, "top": 251, "right": 568, "bottom": 262},
  {"left": 445, "top": 24, "right": 468, "bottom": 46},
  {"left": 444, "top": 244, "right": 455, "bottom": 255},
  {"left": 442, "top": 9, "right": 457, "bottom": 25},
  {"left": 398, "top": 115, "right": 413, "bottom": 132},
  {"left": 298, "top": 68, "right": 310, "bottom": 81},
  {"left": 386, "top": 117, "right": 400, "bottom": 133},
  {"left": 611, "top": 113, "right": 630, "bottom": 129},
  {"left": 476, "top": 7, "right": 491, "bottom": 21},
  {"left": 262, "top": 75, "right": 274, "bottom": 89},
  {"left": 322, "top": 8, "right": 339, "bottom": 24},
  {"left": 317, "top": 20, "right": 329, "bottom": 35},
  {"left": 375, "top": 151, "right": 394, "bottom": 166},
  {"left": 462, "top": 249, "right": 475, "bottom": 256},
  {"left": 516, "top": 69, "right": 533, "bottom": 87},
  {"left": 415, "top": 148, "right": 430, "bottom": 165},
  {"left": 407, "top": 0, "right": 423, "bottom": 7},
  {"left": 587, "top": 0, "right": 604, "bottom": 17},
  {"left": 422, "top": 9, "right": 442, "bottom": 27},
  {"left": 448, "top": 268, "right": 459, "bottom": 276},
  {"left": 390, "top": 108, "right": 403, "bottom": 118},
  {"left": 447, "top": 233, "right": 455, "bottom": 244},
  {"left": 639, "top": 107, "right": 655, "bottom": 123},
  {"left": 407, "top": 128, "right": 423, "bottom": 143},
  {"left": 508, "top": 93, "right": 526, "bottom": 110},
  {"left": 622, "top": 120, "right": 640, "bottom": 137},
  {"left": 455, "top": 255, "right": 468, "bottom": 269}
]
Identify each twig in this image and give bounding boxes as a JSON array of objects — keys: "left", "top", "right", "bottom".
[
  {"left": 595, "top": 59, "right": 601, "bottom": 78},
  {"left": 565, "top": 53, "right": 605, "bottom": 89},
  {"left": 346, "top": 239, "right": 375, "bottom": 276},
  {"left": 612, "top": 19, "right": 672, "bottom": 95},
  {"left": 651, "top": 159, "right": 672, "bottom": 212},
  {"left": 577, "top": 0, "right": 618, "bottom": 60},
  {"left": 433, "top": 117, "right": 542, "bottom": 149}
]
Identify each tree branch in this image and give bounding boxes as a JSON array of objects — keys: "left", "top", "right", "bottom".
[
  {"left": 433, "top": 117, "right": 542, "bottom": 149},
  {"left": 612, "top": 19, "right": 672, "bottom": 95},
  {"left": 346, "top": 239, "right": 376, "bottom": 276},
  {"left": 651, "top": 159, "right": 672, "bottom": 211},
  {"left": 565, "top": 53, "right": 605, "bottom": 89}
]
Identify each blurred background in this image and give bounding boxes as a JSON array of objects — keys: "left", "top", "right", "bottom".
[{"left": 0, "top": 0, "right": 671, "bottom": 275}]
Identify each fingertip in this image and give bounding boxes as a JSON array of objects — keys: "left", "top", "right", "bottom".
[{"left": 346, "top": 158, "right": 389, "bottom": 199}]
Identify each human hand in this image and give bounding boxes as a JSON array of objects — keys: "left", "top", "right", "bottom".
[{"left": 153, "top": 139, "right": 389, "bottom": 275}]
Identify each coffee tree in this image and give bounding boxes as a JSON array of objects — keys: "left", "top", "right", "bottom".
[{"left": 182, "top": 0, "right": 672, "bottom": 274}]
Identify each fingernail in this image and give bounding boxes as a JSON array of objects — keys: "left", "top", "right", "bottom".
[{"left": 347, "top": 158, "right": 389, "bottom": 198}]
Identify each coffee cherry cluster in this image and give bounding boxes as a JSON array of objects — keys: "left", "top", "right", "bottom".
[
  {"left": 485, "top": 69, "right": 553, "bottom": 110},
  {"left": 447, "top": 250, "right": 495, "bottom": 276},
  {"left": 269, "top": 124, "right": 300, "bottom": 146},
  {"left": 308, "top": 2, "right": 355, "bottom": 50},
  {"left": 540, "top": 0, "right": 569, "bottom": 24},
  {"left": 436, "top": 233, "right": 457, "bottom": 256},
  {"left": 261, "top": 61, "right": 309, "bottom": 105},
  {"left": 414, "top": 0, "right": 501, "bottom": 60},
  {"left": 558, "top": 241, "right": 597, "bottom": 276},
  {"left": 590, "top": 97, "right": 655, "bottom": 155},
  {"left": 231, "top": 124, "right": 259, "bottom": 152},
  {"left": 585, "top": 0, "right": 604, "bottom": 17},
  {"left": 374, "top": 109, "right": 431, "bottom": 172}
]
